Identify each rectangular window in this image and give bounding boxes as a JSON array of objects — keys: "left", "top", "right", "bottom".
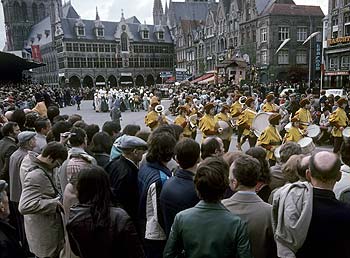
[
  {"left": 73, "top": 43, "right": 79, "bottom": 52},
  {"left": 296, "top": 51, "right": 307, "bottom": 64},
  {"left": 278, "top": 27, "right": 289, "bottom": 41},
  {"left": 87, "top": 57, "right": 93, "bottom": 68},
  {"left": 77, "top": 27, "right": 85, "bottom": 36},
  {"left": 67, "top": 57, "right": 74, "bottom": 68},
  {"left": 92, "top": 44, "right": 98, "bottom": 52},
  {"left": 261, "top": 50, "right": 267, "bottom": 64},
  {"left": 329, "top": 57, "right": 338, "bottom": 69},
  {"left": 105, "top": 44, "right": 110, "bottom": 52},
  {"left": 81, "top": 57, "right": 87, "bottom": 68},
  {"left": 74, "top": 57, "right": 80, "bottom": 68},
  {"left": 278, "top": 50, "right": 289, "bottom": 64},
  {"left": 93, "top": 57, "right": 99, "bottom": 68},
  {"left": 345, "top": 13, "right": 350, "bottom": 36},
  {"left": 261, "top": 28, "right": 267, "bottom": 42},
  {"left": 79, "top": 43, "right": 86, "bottom": 52},
  {"left": 143, "top": 31, "right": 149, "bottom": 39},
  {"left": 98, "top": 44, "right": 104, "bottom": 52},
  {"left": 97, "top": 28, "right": 104, "bottom": 37},
  {"left": 99, "top": 57, "right": 105, "bottom": 68},
  {"left": 66, "top": 43, "right": 72, "bottom": 51},
  {"left": 86, "top": 44, "right": 92, "bottom": 52},
  {"left": 332, "top": 0, "right": 338, "bottom": 9},
  {"left": 111, "top": 45, "right": 116, "bottom": 53},
  {"left": 159, "top": 32, "right": 164, "bottom": 40},
  {"left": 341, "top": 56, "right": 350, "bottom": 69},
  {"left": 297, "top": 27, "right": 308, "bottom": 42}
]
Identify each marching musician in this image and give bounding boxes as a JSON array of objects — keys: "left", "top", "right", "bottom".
[
  {"left": 257, "top": 113, "right": 283, "bottom": 166},
  {"left": 185, "top": 96, "right": 199, "bottom": 139},
  {"left": 284, "top": 117, "right": 306, "bottom": 143},
  {"left": 174, "top": 106, "right": 192, "bottom": 138},
  {"left": 214, "top": 104, "right": 232, "bottom": 152},
  {"left": 329, "top": 97, "right": 349, "bottom": 153},
  {"left": 294, "top": 98, "right": 312, "bottom": 129},
  {"left": 262, "top": 93, "right": 278, "bottom": 113},
  {"left": 144, "top": 96, "right": 168, "bottom": 131},
  {"left": 199, "top": 103, "right": 218, "bottom": 141},
  {"left": 236, "top": 97, "right": 257, "bottom": 149},
  {"left": 230, "top": 94, "right": 243, "bottom": 118}
]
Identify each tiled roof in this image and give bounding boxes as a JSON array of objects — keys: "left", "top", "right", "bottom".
[
  {"left": 172, "top": 2, "right": 217, "bottom": 23},
  {"left": 62, "top": 4, "right": 80, "bottom": 19},
  {"left": 264, "top": 3, "right": 324, "bottom": 16},
  {"left": 256, "top": 0, "right": 270, "bottom": 14}
]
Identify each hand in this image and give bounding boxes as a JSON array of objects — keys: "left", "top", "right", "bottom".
[{"left": 340, "top": 127, "right": 345, "bottom": 131}]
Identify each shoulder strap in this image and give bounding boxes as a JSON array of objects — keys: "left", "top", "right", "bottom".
[{"left": 30, "top": 165, "right": 62, "bottom": 198}]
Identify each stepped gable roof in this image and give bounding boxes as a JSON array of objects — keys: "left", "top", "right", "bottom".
[
  {"left": 171, "top": 1, "right": 217, "bottom": 23},
  {"left": 179, "top": 20, "right": 201, "bottom": 34}
]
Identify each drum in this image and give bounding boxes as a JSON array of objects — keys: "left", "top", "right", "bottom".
[
  {"left": 252, "top": 112, "right": 272, "bottom": 137},
  {"left": 307, "top": 124, "right": 321, "bottom": 138},
  {"left": 284, "top": 122, "right": 292, "bottom": 131},
  {"left": 343, "top": 127, "right": 350, "bottom": 141},
  {"left": 241, "top": 141, "right": 250, "bottom": 153},
  {"left": 274, "top": 145, "right": 282, "bottom": 160},
  {"left": 215, "top": 120, "right": 233, "bottom": 140},
  {"left": 297, "top": 137, "right": 316, "bottom": 155}
]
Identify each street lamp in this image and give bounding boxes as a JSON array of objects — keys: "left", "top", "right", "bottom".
[{"left": 303, "top": 31, "right": 321, "bottom": 88}]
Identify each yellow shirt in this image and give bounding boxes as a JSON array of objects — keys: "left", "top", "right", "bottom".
[
  {"left": 284, "top": 126, "right": 303, "bottom": 143},
  {"left": 262, "top": 102, "right": 277, "bottom": 113},
  {"left": 144, "top": 110, "right": 167, "bottom": 131},
  {"left": 185, "top": 103, "right": 197, "bottom": 116},
  {"left": 174, "top": 115, "right": 192, "bottom": 137},
  {"left": 237, "top": 108, "right": 256, "bottom": 136},
  {"left": 294, "top": 108, "right": 312, "bottom": 129},
  {"left": 230, "top": 101, "right": 242, "bottom": 117},
  {"left": 199, "top": 114, "right": 216, "bottom": 139},
  {"left": 329, "top": 107, "right": 348, "bottom": 137},
  {"left": 257, "top": 125, "right": 282, "bottom": 160}
]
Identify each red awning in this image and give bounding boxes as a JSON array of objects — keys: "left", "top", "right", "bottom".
[
  {"left": 191, "top": 73, "right": 214, "bottom": 84},
  {"left": 165, "top": 76, "right": 175, "bottom": 83}
]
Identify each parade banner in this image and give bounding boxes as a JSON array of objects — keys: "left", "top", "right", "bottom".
[{"left": 31, "top": 45, "right": 42, "bottom": 62}]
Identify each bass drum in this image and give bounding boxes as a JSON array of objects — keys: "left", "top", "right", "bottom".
[
  {"left": 307, "top": 124, "right": 321, "bottom": 138},
  {"left": 297, "top": 137, "right": 316, "bottom": 155},
  {"left": 215, "top": 120, "right": 233, "bottom": 140},
  {"left": 252, "top": 112, "right": 273, "bottom": 137},
  {"left": 343, "top": 127, "right": 350, "bottom": 142}
]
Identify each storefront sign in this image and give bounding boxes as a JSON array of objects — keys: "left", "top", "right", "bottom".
[
  {"left": 328, "top": 36, "right": 350, "bottom": 46},
  {"left": 325, "top": 71, "right": 350, "bottom": 76}
]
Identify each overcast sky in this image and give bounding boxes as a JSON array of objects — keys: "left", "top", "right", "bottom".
[{"left": 0, "top": 0, "right": 328, "bottom": 50}]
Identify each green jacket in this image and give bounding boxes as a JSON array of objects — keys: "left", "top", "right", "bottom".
[{"left": 163, "top": 201, "right": 253, "bottom": 258}]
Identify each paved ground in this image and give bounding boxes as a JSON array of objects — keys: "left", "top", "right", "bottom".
[{"left": 60, "top": 100, "right": 333, "bottom": 152}]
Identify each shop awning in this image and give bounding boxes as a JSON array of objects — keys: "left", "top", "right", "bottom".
[
  {"left": 198, "top": 74, "right": 215, "bottom": 84},
  {"left": 191, "top": 73, "right": 214, "bottom": 84},
  {"left": 165, "top": 76, "right": 175, "bottom": 83}
]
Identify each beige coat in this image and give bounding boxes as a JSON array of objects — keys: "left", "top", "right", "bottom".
[
  {"left": 18, "top": 154, "right": 64, "bottom": 258},
  {"left": 222, "top": 192, "right": 277, "bottom": 258}
]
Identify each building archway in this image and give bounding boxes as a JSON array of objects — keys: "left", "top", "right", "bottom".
[
  {"left": 119, "top": 76, "right": 133, "bottom": 87},
  {"left": 135, "top": 75, "right": 145, "bottom": 87},
  {"left": 146, "top": 74, "right": 154, "bottom": 86},
  {"left": 107, "top": 75, "right": 117, "bottom": 88},
  {"left": 156, "top": 75, "right": 162, "bottom": 84},
  {"left": 96, "top": 75, "right": 106, "bottom": 88},
  {"left": 69, "top": 75, "right": 80, "bottom": 88},
  {"left": 83, "top": 75, "right": 93, "bottom": 88}
]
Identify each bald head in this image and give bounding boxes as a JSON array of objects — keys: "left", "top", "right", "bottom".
[{"left": 310, "top": 151, "right": 341, "bottom": 183}]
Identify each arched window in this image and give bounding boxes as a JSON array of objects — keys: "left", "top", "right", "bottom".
[
  {"left": 121, "top": 32, "right": 128, "bottom": 52},
  {"left": 38, "top": 3, "right": 45, "bottom": 21},
  {"left": 14, "top": 1, "right": 21, "bottom": 21},
  {"left": 22, "top": 2, "right": 28, "bottom": 21},
  {"left": 32, "top": 3, "right": 38, "bottom": 23}
]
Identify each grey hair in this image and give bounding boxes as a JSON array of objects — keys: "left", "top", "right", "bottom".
[{"left": 280, "top": 142, "right": 302, "bottom": 164}]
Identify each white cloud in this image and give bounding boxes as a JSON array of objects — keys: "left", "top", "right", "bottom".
[{"left": 0, "top": 0, "right": 328, "bottom": 50}]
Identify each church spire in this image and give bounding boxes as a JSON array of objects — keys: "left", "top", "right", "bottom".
[
  {"left": 153, "top": 0, "right": 164, "bottom": 25},
  {"left": 95, "top": 6, "right": 100, "bottom": 20}
]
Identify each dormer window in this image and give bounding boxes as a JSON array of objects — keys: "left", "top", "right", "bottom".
[
  {"left": 143, "top": 30, "right": 149, "bottom": 39},
  {"left": 159, "top": 31, "right": 164, "bottom": 40},
  {"left": 77, "top": 26, "right": 85, "bottom": 36},
  {"left": 96, "top": 28, "right": 104, "bottom": 37}
]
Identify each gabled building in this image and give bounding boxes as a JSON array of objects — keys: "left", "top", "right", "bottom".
[{"left": 12, "top": 2, "right": 174, "bottom": 87}]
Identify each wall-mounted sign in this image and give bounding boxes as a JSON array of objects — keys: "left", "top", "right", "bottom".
[
  {"left": 315, "top": 42, "right": 321, "bottom": 71},
  {"left": 328, "top": 36, "right": 350, "bottom": 46}
]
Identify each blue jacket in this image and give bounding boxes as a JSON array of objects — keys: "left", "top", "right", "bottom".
[
  {"left": 160, "top": 169, "right": 199, "bottom": 237},
  {"left": 138, "top": 161, "right": 171, "bottom": 240}
]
